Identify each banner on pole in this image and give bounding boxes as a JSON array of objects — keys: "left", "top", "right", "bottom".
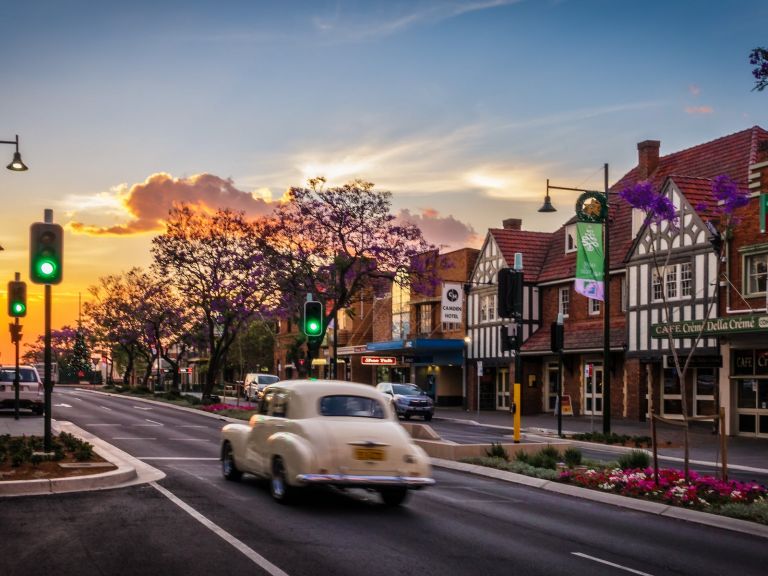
[{"left": 574, "top": 222, "right": 604, "bottom": 301}]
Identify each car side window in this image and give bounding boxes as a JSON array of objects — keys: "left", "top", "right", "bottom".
[
  {"left": 319, "top": 395, "right": 385, "bottom": 418},
  {"left": 259, "top": 392, "right": 272, "bottom": 415},
  {"left": 271, "top": 391, "right": 288, "bottom": 418}
]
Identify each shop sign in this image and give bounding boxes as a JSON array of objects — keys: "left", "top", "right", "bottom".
[
  {"left": 663, "top": 355, "right": 722, "bottom": 369},
  {"left": 652, "top": 314, "right": 768, "bottom": 338},
  {"left": 441, "top": 282, "right": 464, "bottom": 323},
  {"left": 756, "top": 349, "right": 768, "bottom": 375},
  {"left": 733, "top": 350, "right": 755, "bottom": 375},
  {"left": 361, "top": 356, "right": 397, "bottom": 366}
]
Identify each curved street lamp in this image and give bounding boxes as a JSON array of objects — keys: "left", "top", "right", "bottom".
[
  {"left": 2, "top": 135, "right": 29, "bottom": 172},
  {"left": 538, "top": 163, "right": 612, "bottom": 434}
]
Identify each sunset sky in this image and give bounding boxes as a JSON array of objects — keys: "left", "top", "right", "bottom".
[{"left": 1, "top": 0, "right": 766, "bottom": 360}]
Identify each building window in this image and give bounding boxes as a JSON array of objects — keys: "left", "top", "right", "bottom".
[
  {"left": 559, "top": 287, "right": 570, "bottom": 318},
  {"left": 479, "top": 294, "right": 495, "bottom": 323},
  {"left": 416, "top": 303, "right": 433, "bottom": 335},
  {"left": 652, "top": 269, "right": 663, "bottom": 301},
  {"left": 653, "top": 262, "right": 692, "bottom": 301},
  {"left": 621, "top": 275, "right": 627, "bottom": 312},
  {"left": 589, "top": 298, "right": 600, "bottom": 316},
  {"left": 681, "top": 262, "right": 692, "bottom": 297},
  {"left": 745, "top": 252, "right": 768, "bottom": 296},
  {"left": 665, "top": 266, "right": 678, "bottom": 299},
  {"left": 565, "top": 225, "right": 577, "bottom": 253}
]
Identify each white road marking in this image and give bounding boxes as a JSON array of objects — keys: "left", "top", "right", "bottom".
[
  {"left": 54, "top": 403, "right": 72, "bottom": 408},
  {"left": 135, "top": 419, "right": 164, "bottom": 427},
  {"left": 112, "top": 437, "right": 157, "bottom": 441},
  {"left": 134, "top": 406, "right": 153, "bottom": 411},
  {"left": 177, "top": 425, "right": 207, "bottom": 429},
  {"left": 138, "top": 457, "right": 219, "bottom": 461},
  {"left": 100, "top": 405, "right": 113, "bottom": 411},
  {"left": 151, "top": 482, "right": 290, "bottom": 576},
  {"left": 572, "top": 553, "right": 654, "bottom": 576},
  {"left": 87, "top": 423, "right": 122, "bottom": 427}
]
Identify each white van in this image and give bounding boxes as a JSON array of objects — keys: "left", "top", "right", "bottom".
[{"left": 243, "top": 373, "right": 280, "bottom": 401}]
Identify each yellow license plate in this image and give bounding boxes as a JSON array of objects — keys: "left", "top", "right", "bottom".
[{"left": 354, "top": 447, "right": 385, "bottom": 461}]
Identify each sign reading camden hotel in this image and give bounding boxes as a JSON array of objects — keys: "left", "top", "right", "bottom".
[
  {"left": 441, "top": 282, "right": 464, "bottom": 323},
  {"left": 652, "top": 314, "right": 768, "bottom": 338}
]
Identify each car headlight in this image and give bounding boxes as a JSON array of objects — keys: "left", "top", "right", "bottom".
[{"left": 395, "top": 396, "right": 409, "bottom": 405}]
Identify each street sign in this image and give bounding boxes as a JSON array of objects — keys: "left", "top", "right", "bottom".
[{"left": 361, "top": 356, "right": 397, "bottom": 365}]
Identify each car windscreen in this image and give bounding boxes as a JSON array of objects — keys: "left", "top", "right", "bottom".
[
  {"left": 392, "top": 384, "right": 423, "bottom": 396},
  {"left": 259, "top": 376, "right": 279, "bottom": 385},
  {"left": 319, "top": 395, "right": 385, "bottom": 418},
  {"left": 0, "top": 369, "right": 38, "bottom": 383}
]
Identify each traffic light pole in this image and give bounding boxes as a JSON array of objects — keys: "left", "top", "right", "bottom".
[
  {"left": 13, "top": 318, "right": 20, "bottom": 420},
  {"left": 44, "top": 283, "right": 52, "bottom": 452}
]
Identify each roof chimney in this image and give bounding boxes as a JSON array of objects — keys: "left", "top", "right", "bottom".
[
  {"left": 637, "top": 140, "right": 660, "bottom": 179},
  {"left": 502, "top": 218, "right": 522, "bottom": 231}
]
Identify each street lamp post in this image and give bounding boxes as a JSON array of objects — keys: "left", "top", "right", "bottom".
[
  {"left": 539, "top": 163, "right": 612, "bottom": 434},
  {"left": 1, "top": 135, "right": 29, "bottom": 172}
]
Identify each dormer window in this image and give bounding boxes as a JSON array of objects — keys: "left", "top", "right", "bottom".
[{"left": 565, "top": 224, "right": 577, "bottom": 253}]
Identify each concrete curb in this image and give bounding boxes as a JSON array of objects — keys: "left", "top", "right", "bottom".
[
  {"left": 0, "top": 420, "right": 165, "bottom": 498},
  {"left": 432, "top": 458, "right": 768, "bottom": 540}
]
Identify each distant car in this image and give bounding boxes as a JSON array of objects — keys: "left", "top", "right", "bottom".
[
  {"left": 243, "top": 373, "right": 279, "bottom": 401},
  {"left": 376, "top": 382, "right": 434, "bottom": 421},
  {"left": 0, "top": 365, "right": 44, "bottom": 415},
  {"left": 220, "top": 379, "right": 435, "bottom": 506}
]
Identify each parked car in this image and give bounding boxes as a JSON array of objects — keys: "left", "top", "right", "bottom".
[
  {"left": 376, "top": 382, "right": 434, "bottom": 421},
  {"left": 0, "top": 365, "right": 44, "bottom": 415},
  {"left": 242, "top": 373, "right": 279, "bottom": 401},
  {"left": 220, "top": 379, "right": 435, "bottom": 506}
]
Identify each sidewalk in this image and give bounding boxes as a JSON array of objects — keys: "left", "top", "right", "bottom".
[{"left": 434, "top": 407, "right": 768, "bottom": 473}]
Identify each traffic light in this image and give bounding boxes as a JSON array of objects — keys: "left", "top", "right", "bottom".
[
  {"left": 30, "top": 222, "right": 63, "bottom": 284},
  {"left": 7, "top": 281, "right": 27, "bottom": 317},
  {"left": 500, "top": 324, "right": 518, "bottom": 352},
  {"left": 303, "top": 300, "right": 324, "bottom": 337},
  {"left": 550, "top": 321, "right": 564, "bottom": 352},
  {"left": 498, "top": 268, "right": 523, "bottom": 318}
]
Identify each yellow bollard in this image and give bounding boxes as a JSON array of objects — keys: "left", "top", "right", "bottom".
[{"left": 513, "top": 382, "right": 521, "bottom": 443}]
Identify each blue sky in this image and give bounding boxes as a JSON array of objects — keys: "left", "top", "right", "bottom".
[{"left": 0, "top": 0, "right": 765, "bottom": 347}]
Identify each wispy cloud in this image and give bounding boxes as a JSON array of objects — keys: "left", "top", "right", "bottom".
[
  {"left": 312, "top": 0, "right": 521, "bottom": 42},
  {"left": 396, "top": 208, "right": 481, "bottom": 251},
  {"left": 685, "top": 105, "right": 713, "bottom": 115}
]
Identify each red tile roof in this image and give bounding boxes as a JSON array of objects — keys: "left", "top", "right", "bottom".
[
  {"left": 537, "top": 126, "right": 768, "bottom": 284},
  {"left": 521, "top": 322, "right": 626, "bottom": 353},
  {"left": 489, "top": 228, "right": 552, "bottom": 283}
]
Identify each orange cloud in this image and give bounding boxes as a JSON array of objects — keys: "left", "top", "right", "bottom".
[
  {"left": 396, "top": 208, "right": 480, "bottom": 251},
  {"left": 685, "top": 105, "right": 713, "bottom": 115},
  {"left": 68, "top": 173, "right": 274, "bottom": 235}
]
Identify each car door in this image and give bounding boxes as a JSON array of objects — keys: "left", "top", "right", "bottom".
[{"left": 246, "top": 387, "right": 289, "bottom": 475}]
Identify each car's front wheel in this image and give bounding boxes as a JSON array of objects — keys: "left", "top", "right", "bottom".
[
  {"left": 380, "top": 487, "right": 409, "bottom": 507},
  {"left": 221, "top": 442, "right": 242, "bottom": 481},
  {"left": 270, "top": 457, "right": 293, "bottom": 503}
]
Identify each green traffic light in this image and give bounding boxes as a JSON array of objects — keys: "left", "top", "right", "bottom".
[
  {"left": 12, "top": 302, "right": 25, "bottom": 315},
  {"left": 36, "top": 259, "right": 57, "bottom": 278},
  {"left": 307, "top": 320, "right": 320, "bottom": 334}
]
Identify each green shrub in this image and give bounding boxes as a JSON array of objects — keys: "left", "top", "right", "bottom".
[
  {"left": 486, "top": 442, "right": 509, "bottom": 460},
  {"left": 563, "top": 447, "right": 583, "bottom": 467},
  {"left": 617, "top": 449, "right": 651, "bottom": 470},
  {"left": 184, "top": 394, "right": 202, "bottom": 405},
  {"left": 517, "top": 446, "right": 560, "bottom": 470},
  {"left": 718, "top": 500, "right": 768, "bottom": 525}
]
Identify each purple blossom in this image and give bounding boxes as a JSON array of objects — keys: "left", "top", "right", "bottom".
[
  {"left": 711, "top": 174, "right": 749, "bottom": 216},
  {"left": 619, "top": 181, "right": 679, "bottom": 228}
]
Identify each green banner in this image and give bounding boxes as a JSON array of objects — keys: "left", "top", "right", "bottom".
[
  {"left": 651, "top": 314, "right": 768, "bottom": 338},
  {"left": 575, "top": 222, "right": 604, "bottom": 301},
  {"left": 761, "top": 193, "right": 768, "bottom": 234}
]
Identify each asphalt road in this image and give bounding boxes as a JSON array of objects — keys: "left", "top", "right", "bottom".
[{"left": 2, "top": 388, "right": 764, "bottom": 576}]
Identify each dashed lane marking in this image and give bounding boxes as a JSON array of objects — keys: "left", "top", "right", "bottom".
[{"left": 572, "top": 552, "right": 654, "bottom": 576}]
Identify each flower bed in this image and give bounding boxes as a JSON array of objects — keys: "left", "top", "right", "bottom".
[{"left": 560, "top": 467, "right": 767, "bottom": 510}]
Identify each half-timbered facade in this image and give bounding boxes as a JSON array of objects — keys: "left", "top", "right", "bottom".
[
  {"left": 625, "top": 177, "right": 720, "bottom": 420},
  {"left": 466, "top": 218, "right": 549, "bottom": 411}
]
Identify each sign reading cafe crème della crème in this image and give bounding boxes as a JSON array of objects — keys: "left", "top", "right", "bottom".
[{"left": 651, "top": 314, "right": 768, "bottom": 338}]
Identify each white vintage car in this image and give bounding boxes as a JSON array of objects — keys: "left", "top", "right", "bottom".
[{"left": 220, "top": 379, "right": 435, "bottom": 506}]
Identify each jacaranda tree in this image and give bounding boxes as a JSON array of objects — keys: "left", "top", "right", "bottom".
[
  {"left": 620, "top": 175, "right": 749, "bottom": 477},
  {"left": 749, "top": 47, "right": 768, "bottom": 91}
]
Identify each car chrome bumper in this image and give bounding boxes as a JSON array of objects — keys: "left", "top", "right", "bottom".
[{"left": 296, "top": 473, "right": 435, "bottom": 488}]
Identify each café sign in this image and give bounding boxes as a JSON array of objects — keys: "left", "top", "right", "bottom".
[{"left": 651, "top": 314, "right": 768, "bottom": 338}]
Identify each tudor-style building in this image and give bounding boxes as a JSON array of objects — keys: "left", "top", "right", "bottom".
[{"left": 465, "top": 218, "right": 549, "bottom": 412}]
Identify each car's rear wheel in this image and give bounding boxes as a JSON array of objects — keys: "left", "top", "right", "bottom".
[
  {"left": 221, "top": 442, "right": 242, "bottom": 481},
  {"left": 270, "top": 457, "right": 293, "bottom": 503},
  {"left": 380, "top": 487, "right": 409, "bottom": 507}
]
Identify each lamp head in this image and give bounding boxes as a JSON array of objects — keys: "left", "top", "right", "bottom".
[
  {"left": 7, "top": 151, "right": 28, "bottom": 172},
  {"left": 538, "top": 193, "right": 556, "bottom": 213}
]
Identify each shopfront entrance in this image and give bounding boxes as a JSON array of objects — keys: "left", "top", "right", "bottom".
[
  {"left": 731, "top": 349, "right": 768, "bottom": 437},
  {"left": 583, "top": 362, "right": 603, "bottom": 416}
]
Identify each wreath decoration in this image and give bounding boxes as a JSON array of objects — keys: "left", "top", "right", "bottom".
[{"left": 575, "top": 191, "right": 608, "bottom": 223}]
